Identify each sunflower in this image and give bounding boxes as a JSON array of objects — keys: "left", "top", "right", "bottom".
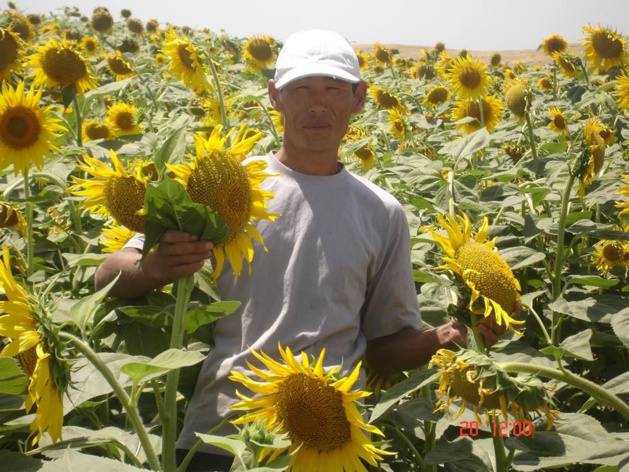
[
  {"left": 0, "top": 201, "right": 25, "bottom": 234},
  {"left": 243, "top": 35, "right": 276, "bottom": 71},
  {"left": 431, "top": 348, "right": 558, "bottom": 427},
  {"left": 388, "top": 107, "right": 407, "bottom": 141},
  {"left": 0, "top": 246, "right": 65, "bottom": 444},
  {"left": 369, "top": 85, "right": 407, "bottom": 112},
  {"left": 427, "top": 212, "right": 523, "bottom": 332},
  {"left": 548, "top": 108, "right": 569, "bottom": 134},
  {"left": 80, "top": 35, "right": 99, "bottom": 56},
  {"left": 537, "top": 76, "right": 553, "bottom": 92},
  {"left": 410, "top": 62, "right": 436, "bottom": 80},
  {"left": 592, "top": 239, "right": 629, "bottom": 271},
  {"left": 614, "top": 71, "right": 629, "bottom": 111},
  {"left": 490, "top": 53, "right": 501, "bottom": 67},
  {"left": 579, "top": 117, "right": 607, "bottom": 195},
  {"left": 168, "top": 125, "right": 279, "bottom": 278},
  {"left": 69, "top": 150, "right": 152, "bottom": 232},
  {"left": 0, "top": 27, "right": 24, "bottom": 82},
  {"left": 105, "top": 102, "right": 142, "bottom": 136},
  {"left": 424, "top": 85, "right": 450, "bottom": 107},
  {"left": 446, "top": 56, "right": 489, "bottom": 100},
  {"left": 553, "top": 51, "right": 579, "bottom": 78},
  {"left": 504, "top": 81, "right": 530, "bottom": 122},
  {"left": 355, "top": 51, "right": 369, "bottom": 70},
  {"left": 163, "top": 30, "right": 209, "bottom": 93},
  {"left": 618, "top": 175, "right": 629, "bottom": 217},
  {"left": 435, "top": 53, "right": 454, "bottom": 79},
  {"left": 541, "top": 34, "right": 568, "bottom": 57},
  {"left": 229, "top": 344, "right": 391, "bottom": 471},
  {"left": 582, "top": 25, "right": 628, "bottom": 72},
  {"left": 0, "top": 80, "right": 66, "bottom": 175},
  {"left": 90, "top": 7, "right": 113, "bottom": 33},
  {"left": 344, "top": 126, "right": 376, "bottom": 169},
  {"left": 4, "top": 11, "right": 34, "bottom": 43},
  {"left": 105, "top": 52, "right": 135, "bottom": 80},
  {"left": 82, "top": 119, "right": 112, "bottom": 142},
  {"left": 372, "top": 43, "right": 391, "bottom": 65},
  {"left": 451, "top": 95, "right": 504, "bottom": 134},
  {"left": 100, "top": 221, "right": 137, "bottom": 253},
  {"left": 27, "top": 37, "right": 97, "bottom": 95}
]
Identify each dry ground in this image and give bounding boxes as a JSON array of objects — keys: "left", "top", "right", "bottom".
[{"left": 353, "top": 42, "right": 585, "bottom": 66}]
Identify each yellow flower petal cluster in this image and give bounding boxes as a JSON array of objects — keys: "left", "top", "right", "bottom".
[
  {"left": 106, "top": 102, "right": 142, "bottom": 137},
  {"left": 229, "top": 344, "right": 391, "bottom": 472},
  {"left": 167, "top": 125, "right": 280, "bottom": 278},
  {"left": 0, "top": 27, "right": 24, "bottom": 82},
  {"left": 591, "top": 239, "right": 629, "bottom": 271},
  {"left": 0, "top": 246, "right": 64, "bottom": 445},
  {"left": 428, "top": 212, "right": 523, "bottom": 333},
  {"left": 0, "top": 80, "right": 65, "bottom": 175},
  {"left": 243, "top": 35, "right": 276, "bottom": 71},
  {"left": 451, "top": 95, "right": 503, "bottom": 134},
  {"left": 541, "top": 34, "right": 568, "bottom": 56},
  {"left": 548, "top": 108, "right": 569, "bottom": 134}
]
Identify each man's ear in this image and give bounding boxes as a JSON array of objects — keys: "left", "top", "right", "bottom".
[
  {"left": 268, "top": 80, "right": 282, "bottom": 112},
  {"left": 352, "top": 81, "right": 368, "bottom": 114}
]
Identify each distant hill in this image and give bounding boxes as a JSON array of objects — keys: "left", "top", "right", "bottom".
[{"left": 353, "top": 42, "right": 585, "bottom": 66}]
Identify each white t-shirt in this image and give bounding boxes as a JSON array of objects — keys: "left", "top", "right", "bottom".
[{"left": 125, "top": 153, "right": 422, "bottom": 451}]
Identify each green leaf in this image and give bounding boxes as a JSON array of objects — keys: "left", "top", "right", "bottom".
[
  {"left": 548, "top": 294, "right": 627, "bottom": 324},
  {"left": 153, "top": 126, "right": 188, "bottom": 174},
  {"left": 541, "top": 329, "right": 594, "bottom": 361},
  {"left": 185, "top": 301, "right": 241, "bottom": 333},
  {"left": 611, "top": 310, "right": 629, "bottom": 346},
  {"left": 369, "top": 369, "right": 439, "bottom": 422},
  {"left": 0, "top": 358, "right": 27, "bottom": 395},
  {"left": 120, "top": 349, "right": 206, "bottom": 385},
  {"left": 0, "top": 449, "right": 44, "bottom": 471},
  {"left": 38, "top": 449, "right": 144, "bottom": 471},
  {"left": 565, "top": 275, "right": 619, "bottom": 289},
  {"left": 195, "top": 434, "right": 244, "bottom": 466},
  {"left": 142, "top": 177, "right": 229, "bottom": 260},
  {"left": 412, "top": 269, "right": 441, "bottom": 284},
  {"left": 439, "top": 127, "right": 490, "bottom": 160},
  {"left": 498, "top": 246, "right": 546, "bottom": 270},
  {"left": 69, "top": 274, "right": 121, "bottom": 336}
]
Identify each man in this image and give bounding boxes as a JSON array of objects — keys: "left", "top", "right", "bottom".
[{"left": 95, "top": 29, "right": 505, "bottom": 471}]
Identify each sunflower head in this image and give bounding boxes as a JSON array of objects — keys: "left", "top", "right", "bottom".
[
  {"left": 82, "top": 120, "right": 112, "bottom": 142},
  {"left": 106, "top": 102, "right": 142, "bottom": 136},
  {"left": 0, "top": 80, "right": 66, "bottom": 175},
  {"left": 91, "top": 7, "right": 114, "bottom": 33},
  {"left": 578, "top": 117, "right": 607, "bottom": 195},
  {"left": 490, "top": 53, "right": 502, "bottom": 67},
  {"left": 446, "top": 55, "right": 489, "bottom": 100},
  {"left": 243, "top": 35, "right": 276, "bottom": 71},
  {"left": 548, "top": 108, "right": 569, "bottom": 134},
  {"left": 424, "top": 85, "right": 450, "bottom": 107},
  {"left": 369, "top": 85, "right": 407, "bottom": 112},
  {"left": 582, "top": 24, "right": 628, "bottom": 72},
  {"left": 167, "top": 125, "right": 279, "bottom": 278},
  {"left": 592, "top": 239, "right": 629, "bottom": 271},
  {"left": 0, "top": 27, "right": 23, "bottom": 81},
  {"left": 80, "top": 35, "right": 99, "bottom": 56},
  {"left": 70, "top": 150, "right": 154, "bottom": 233},
  {"left": 126, "top": 18, "right": 144, "bottom": 35},
  {"left": 0, "top": 201, "right": 25, "bottom": 234},
  {"left": 105, "top": 52, "right": 135, "bottom": 80},
  {"left": 537, "top": 76, "right": 553, "bottom": 92},
  {"left": 541, "top": 34, "right": 568, "bottom": 56},
  {"left": 0, "top": 245, "right": 69, "bottom": 444},
  {"left": 410, "top": 62, "right": 436, "bottom": 80},
  {"left": 427, "top": 212, "right": 523, "bottom": 332},
  {"left": 502, "top": 142, "right": 526, "bottom": 163},
  {"left": 27, "top": 37, "right": 97, "bottom": 95},
  {"left": 504, "top": 81, "right": 530, "bottom": 121},
  {"left": 431, "top": 348, "right": 558, "bottom": 428},
  {"left": 3, "top": 11, "right": 33, "bottom": 43},
  {"left": 373, "top": 43, "right": 392, "bottom": 65},
  {"left": 229, "top": 344, "right": 391, "bottom": 471},
  {"left": 163, "top": 30, "right": 209, "bottom": 93},
  {"left": 100, "top": 221, "right": 137, "bottom": 253},
  {"left": 452, "top": 95, "right": 504, "bottom": 134},
  {"left": 553, "top": 51, "right": 579, "bottom": 78}
]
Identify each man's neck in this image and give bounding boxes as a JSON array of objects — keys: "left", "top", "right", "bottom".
[{"left": 274, "top": 147, "right": 341, "bottom": 176}]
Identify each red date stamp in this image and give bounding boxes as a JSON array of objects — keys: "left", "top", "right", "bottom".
[{"left": 459, "top": 420, "right": 533, "bottom": 437}]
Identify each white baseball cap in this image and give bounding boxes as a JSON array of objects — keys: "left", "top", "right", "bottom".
[{"left": 274, "top": 30, "right": 361, "bottom": 89}]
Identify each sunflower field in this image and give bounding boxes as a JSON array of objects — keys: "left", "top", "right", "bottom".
[{"left": 0, "top": 3, "right": 628, "bottom": 472}]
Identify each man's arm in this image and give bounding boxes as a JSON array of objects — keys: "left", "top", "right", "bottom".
[
  {"left": 94, "top": 230, "right": 214, "bottom": 299},
  {"left": 366, "top": 315, "right": 509, "bottom": 378}
]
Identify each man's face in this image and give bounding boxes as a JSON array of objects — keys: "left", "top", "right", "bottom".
[{"left": 269, "top": 76, "right": 366, "bottom": 155}]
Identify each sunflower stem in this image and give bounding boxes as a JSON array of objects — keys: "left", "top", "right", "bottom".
[
  {"left": 22, "top": 168, "right": 34, "bottom": 279},
  {"left": 162, "top": 273, "right": 195, "bottom": 472},
  {"left": 477, "top": 96, "right": 485, "bottom": 129},
  {"left": 176, "top": 416, "right": 238, "bottom": 472},
  {"left": 499, "top": 362, "right": 629, "bottom": 421},
  {"left": 470, "top": 312, "right": 487, "bottom": 354},
  {"left": 491, "top": 427, "right": 508, "bottom": 472},
  {"left": 524, "top": 110, "right": 538, "bottom": 163},
  {"left": 383, "top": 421, "right": 432, "bottom": 472},
  {"left": 72, "top": 94, "right": 83, "bottom": 147},
  {"left": 205, "top": 51, "right": 229, "bottom": 129},
  {"left": 59, "top": 332, "right": 160, "bottom": 471},
  {"left": 551, "top": 170, "right": 577, "bottom": 346}
]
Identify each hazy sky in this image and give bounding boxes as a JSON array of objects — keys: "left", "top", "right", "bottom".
[{"left": 18, "top": 0, "right": 629, "bottom": 51}]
